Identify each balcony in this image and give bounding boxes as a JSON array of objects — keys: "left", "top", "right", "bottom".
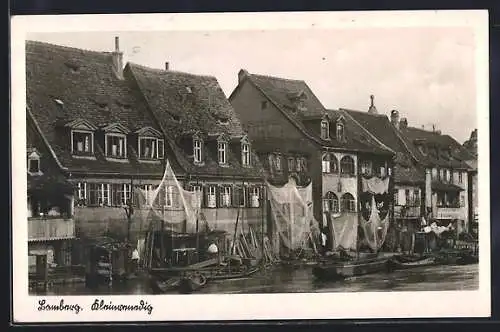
[
  {"left": 28, "top": 217, "right": 75, "bottom": 241},
  {"left": 394, "top": 205, "right": 421, "bottom": 219},
  {"left": 435, "top": 207, "right": 464, "bottom": 220}
]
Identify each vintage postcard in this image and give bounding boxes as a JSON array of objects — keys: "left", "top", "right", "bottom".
[{"left": 11, "top": 10, "right": 490, "bottom": 322}]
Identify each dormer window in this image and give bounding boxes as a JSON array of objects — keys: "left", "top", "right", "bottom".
[
  {"left": 103, "top": 123, "right": 130, "bottom": 160},
  {"left": 139, "top": 137, "right": 164, "bottom": 160},
  {"left": 66, "top": 119, "right": 97, "bottom": 158},
  {"left": 241, "top": 136, "right": 251, "bottom": 167},
  {"left": 106, "top": 134, "right": 127, "bottom": 158},
  {"left": 217, "top": 140, "right": 227, "bottom": 165},
  {"left": 193, "top": 138, "right": 203, "bottom": 163},
  {"left": 321, "top": 120, "right": 330, "bottom": 140},
  {"left": 136, "top": 127, "right": 165, "bottom": 161},
  {"left": 73, "top": 131, "right": 93, "bottom": 156},
  {"left": 336, "top": 122, "right": 345, "bottom": 141},
  {"left": 242, "top": 143, "right": 250, "bottom": 166},
  {"left": 27, "top": 149, "right": 42, "bottom": 175}
]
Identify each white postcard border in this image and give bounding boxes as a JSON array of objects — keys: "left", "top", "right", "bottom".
[{"left": 11, "top": 10, "right": 491, "bottom": 322}]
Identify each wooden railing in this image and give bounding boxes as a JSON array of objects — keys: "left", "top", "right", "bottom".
[
  {"left": 435, "top": 207, "right": 463, "bottom": 220},
  {"left": 394, "top": 205, "right": 421, "bottom": 218},
  {"left": 28, "top": 218, "right": 75, "bottom": 241}
]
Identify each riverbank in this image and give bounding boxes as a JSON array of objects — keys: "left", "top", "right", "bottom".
[{"left": 30, "top": 263, "right": 478, "bottom": 295}]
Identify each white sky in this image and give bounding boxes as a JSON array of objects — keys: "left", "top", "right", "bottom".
[{"left": 29, "top": 28, "right": 477, "bottom": 143}]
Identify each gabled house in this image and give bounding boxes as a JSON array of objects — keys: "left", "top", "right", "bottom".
[
  {"left": 125, "top": 63, "right": 266, "bottom": 239},
  {"left": 463, "top": 129, "right": 478, "bottom": 233},
  {"left": 342, "top": 107, "right": 426, "bottom": 251},
  {"left": 27, "top": 110, "right": 76, "bottom": 269},
  {"left": 26, "top": 38, "right": 167, "bottom": 244},
  {"left": 229, "top": 70, "right": 395, "bottom": 252},
  {"left": 399, "top": 122, "right": 475, "bottom": 233}
]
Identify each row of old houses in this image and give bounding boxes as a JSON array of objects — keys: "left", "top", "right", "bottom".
[{"left": 25, "top": 37, "right": 478, "bottom": 268}]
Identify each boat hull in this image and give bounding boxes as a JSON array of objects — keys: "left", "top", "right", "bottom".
[
  {"left": 313, "top": 257, "right": 389, "bottom": 281},
  {"left": 387, "top": 255, "right": 437, "bottom": 271}
]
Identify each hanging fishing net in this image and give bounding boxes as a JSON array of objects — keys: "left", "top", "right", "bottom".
[
  {"left": 267, "top": 178, "right": 320, "bottom": 256},
  {"left": 360, "top": 176, "right": 391, "bottom": 251},
  {"left": 133, "top": 159, "right": 202, "bottom": 266},
  {"left": 330, "top": 212, "right": 358, "bottom": 251}
]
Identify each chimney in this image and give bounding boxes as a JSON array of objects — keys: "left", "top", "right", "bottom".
[
  {"left": 390, "top": 110, "right": 400, "bottom": 129},
  {"left": 112, "top": 36, "right": 124, "bottom": 80},
  {"left": 368, "top": 95, "right": 378, "bottom": 114},
  {"left": 238, "top": 69, "right": 249, "bottom": 84},
  {"left": 165, "top": 62, "right": 169, "bottom": 71},
  {"left": 399, "top": 117, "right": 408, "bottom": 130}
]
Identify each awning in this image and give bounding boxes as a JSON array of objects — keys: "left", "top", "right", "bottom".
[{"left": 431, "top": 182, "right": 464, "bottom": 192}]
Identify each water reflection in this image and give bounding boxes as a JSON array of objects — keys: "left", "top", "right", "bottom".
[{"left": 31, "top": 264, "right": 478, "bottom": 296}]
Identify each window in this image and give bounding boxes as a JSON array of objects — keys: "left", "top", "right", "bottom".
[
  {"left": 413, "top": 189, "right": 420, "bottom": 206},
  {"left": 340, "top": 156, "right": 355, "bottom": 176},
  {"left": 190, "top": 185, "right": 202, "bottom": 209},
  {"left": 393, "top": 189, "right": 399, "bottom": 206},
  {"left": 111, "top": 183, "right": 131, "bottom": 206},
  {"left": 249, "top": 186, "right": 260, "bottom": 208},
  {"left": 295, "top": 157, "right": 302, "bottom": 172},
  {"left": 275, "top": 154, "right": 282, "bottom": 171},
  {"left": 76, "top": 182, "right": 87, "bottom": 206},
  {"left": 261, "top": 101, "right": 268, "bottom": 110},
  {"left": 341, "top": 193, "right": 356, "bottom": 212},
  {"left": 321, "top": 120, "right": 330, "bottom": 139},
  {"left": 106, "top": 134, "right": 126, "bottom": 158},
  {"left": 322, "top": 153, "right": 338, "bottom": 174},
  {"left": 234, "top": 186, "right": 246, "bottom": 207},
  {"left": 405, "top": 189, "right": 410, "bottom": 206},
  {"left": 242, "top": 143, "right": 250, "bottom": 166},
  {"left": 446, "top": 169, "right": 451, "bottom": 182},
  {"left": 139, "top": 137, "right": 164, "bottom": 160},
  {"left": 459, "top": 172, "right": 463, "bottom": 184},
  {"left": 165, "top": 186, "right": 174, "bottom": 207},
  {"left": 205, "top": 186, "right": 217, "bottom": 208},
  {"left": 72, "top": 131, "right": 93, "bottom": 156},
  {"left": 439, "top": 168, "right": 444, "bottom": 181},
  {"left": 360, "top": 160, "right": 372, "bottom": 176},
  {"left": 323, "top": 192, "right": 339, "bottom": 213},
  {"left": 140, "top": 184, "right": 154, "bottom": 205},
  {"left": 220, "top": 186, "right": 231, "bottom": 207},
  {"left": 288, "top": 157, "right": 296, "bottom": 172},
  {"left": 218, "top": 142, "right": 227, "bottom": 165},
  {"left": 193, "top": 139, "right": 202, "bottom": 163},
  {"left": 432, "top": 168, "right": 438, "bottom": 180},
  {"left": 380, "top": 166, "right": 386, "bottom": 177},
  {"left": 336, "top": 123, "right": 345, "bottom": 141},
  {"left": 87, "top": 183, "right": 110, "bottom": 206}
]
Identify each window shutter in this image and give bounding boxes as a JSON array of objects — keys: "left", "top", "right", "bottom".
[
  {"left": 216, "top": 185, "right": 221, "bottom": 208},
  {"left": 232, "top": 185, "right": 239, "bottom": 207},
  {"left": 202, "top": 185, "right": 208, "bottom": 208}
]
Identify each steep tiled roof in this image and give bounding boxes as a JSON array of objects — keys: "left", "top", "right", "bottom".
[
  {"left": 126, "top": 63, "right": 264, "bottom": 179},
  {"left": 26, "top": 40, "right": 166, "bottom": 176},
  {"left": 341, "top": 108, "right": 418, "bottom": 166},
  {"left": 401, "top": 126, "right": 473, "bottom": 169},
  {"left": 240, "top": 71, "right": 392, "bottom": 156}
]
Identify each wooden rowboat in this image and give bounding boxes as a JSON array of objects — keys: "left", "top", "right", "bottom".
[
  {"left": 387, "top": 255, "right": 437, "bottom": 271},
  {"left": 312, "top": 256, "right": 390, "bottom": 281}
]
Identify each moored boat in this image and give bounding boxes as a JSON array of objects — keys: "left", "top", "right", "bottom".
[
  {"left": 387, "top": 255, "right": 437, "bottom": 271},
  {"left": 313, "top": 256, "right": 390, "bottom": 281}
]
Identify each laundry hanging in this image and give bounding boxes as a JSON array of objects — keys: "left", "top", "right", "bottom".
[
  {"left": 360, "top": 195, "right": 390, "bottom": 251},
  {"left": 330, "top": 212, "right": 358, "bottom": 251},
  {"left": 362, "top": 176, "right": 390, "bottom": 194}
]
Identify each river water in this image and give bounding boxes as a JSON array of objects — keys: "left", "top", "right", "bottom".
[{"left": 31, "top": 263, "right": 478, "bottom": 295}]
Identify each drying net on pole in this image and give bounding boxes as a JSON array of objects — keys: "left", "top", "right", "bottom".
[
  {"left": 267, "top": 178, "right": 320, "bottom": 257},
  {"left": 360, "top": 177, "right": 391, "bottom": 251},
  {"left": 330, "top": 212, "right": 358, "bottom": 251},
  {"left": 134, "top": 159, "right": 202, "bottom": 267}
]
